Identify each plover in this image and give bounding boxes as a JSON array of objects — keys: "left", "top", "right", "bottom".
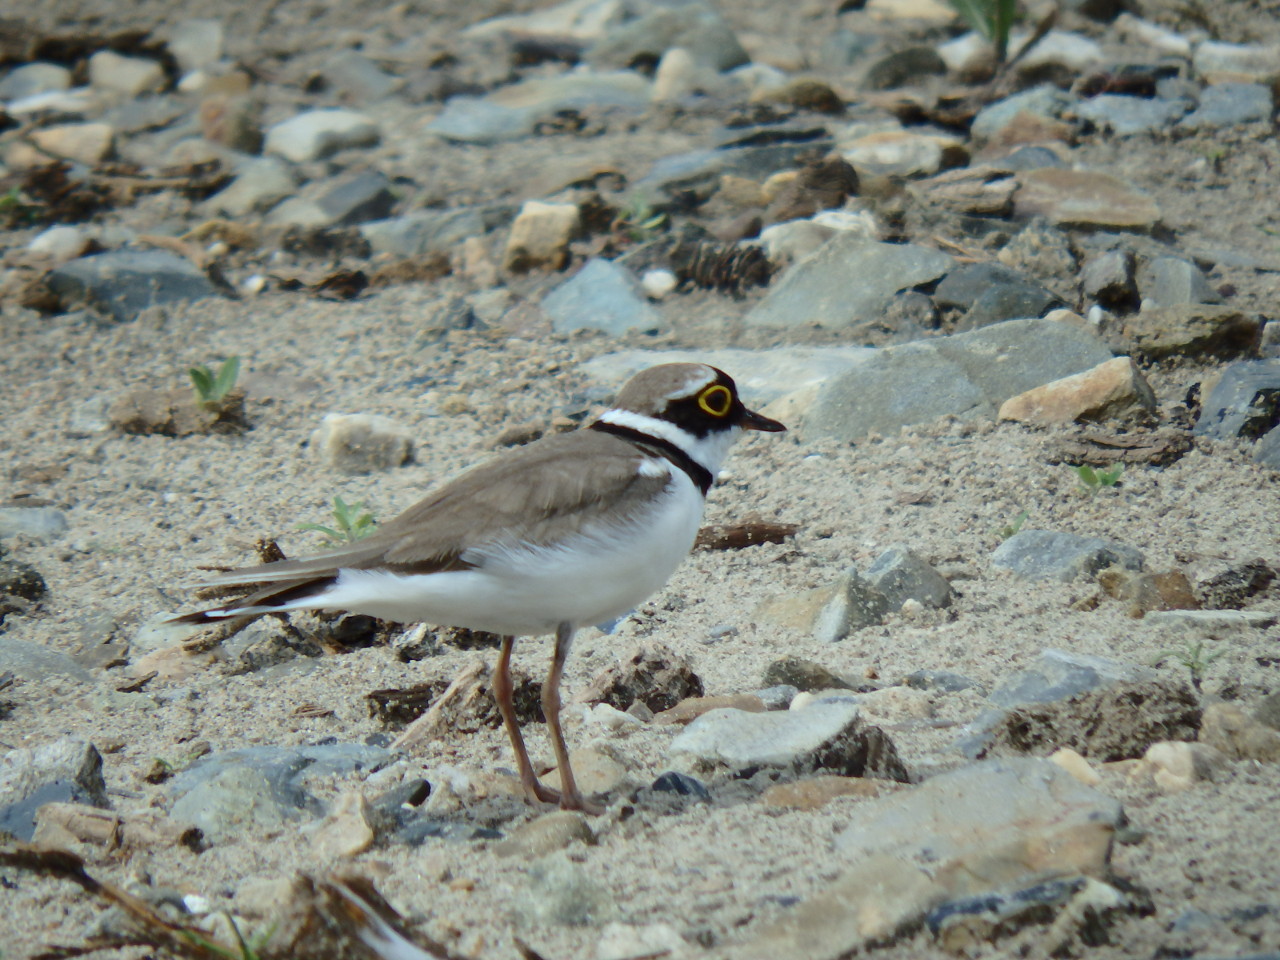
[{"left": 172, "top": 363, "right": 785, "bottom": 812}]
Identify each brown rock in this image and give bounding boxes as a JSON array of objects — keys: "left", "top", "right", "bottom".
[
  {"left": 1133, "top": 740, "right": 1228, "bottom": 793},
  {"left": 762, "top": 656, "right": 853, "bottom": 693},
  {"left": 1097, "top": 567, "right": 1200, "bottom": 617},
  {"left": 109, "top": 386, "right": 248, "bottom": 437},
  {"left": 1199, "top": 701, "right": 1280, "bottom": 762},
  {"left": 199, "top": 95, "right": 263, "bottom": 152},
  {"left": 653, "top": 693, "right": 766, "bottom": 725},
  {"left": 998, "top": 357, "right": 1156, "bottom": 426},
  {"left": 760, "top": 775, "right": 885, "bottom": 810},
  {"left": 909, "top": 165, "right": 1016, "bottom": 216},
  {"left": 1123, "top": 304, "right": 1263, "bottom": 360},
  {"left": 311, "top": 790, "right": 374, "bottom": 860},
  {"left": 578, "top": 641, "right": 703, "bottom": 714},
  {"left": 980, "top": 111, "right": 1074, "bottom": 151},
  {"left": 750, "top": 77, "right": 844, "bottom": 114},
  {"left": 503, "top": 200, "right": 580, "bottom": 271},
  {"left": 20, "top": 123, "right": 115, "bottom": 167},
  {"left": 1015, "top": 169, "right": 1160, "bottom": 229},
  {"left": 494, "top": 810, "right": 595, "bottom": 858}
]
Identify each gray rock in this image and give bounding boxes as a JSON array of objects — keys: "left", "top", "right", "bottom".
[
  {"left": 634, "top": 138, "right": 835, "bottom": 201},
  {"left": 1081, "top": 249, "right": 1136, "bottom": 308},
  {"left": 1014, "top": 169, "right": 1160, "bottom": 230},
  {"left": 993, "top": 145, "right": 1066, "bottom": 171},
  {"left": 1179, "top": 82, "right": 1273, "bottom": 129},
  {"left": 579, "top": 345, "right": 874, "bottom": 404},
  {"left": 1123, "top": 303, "right": 1262, "bottom": 359},
  {"left": 0, "top": 62, "right": 72, "bottom": 100},
  {"left": 46, "top": 250, "right": 223, "bottom": 323},
  {"left": 1193, "top": 360, "right": 1280, "bottom": 439},
  {"left": 803, "top": 317, "right": 1114, "bottom": 442},
  {"left": 991, "top": 529, "right": 1144, "bottom": 582},
  {"left": 813, "top": 568, "right": 893, "bottom": 641},
  {"left": 731, "top": 759, "right": 1122, "bottom": 958},
  {"left": 1136, "top": 256, "right": 1222, "bottom": 307},
  {"left": 755, "top": 684, "right": 799, "bottom": 709},
  {"left": 542, "top": 258, "right": 662, "bottom": 335},
  {"left": 165, "top": 19, "right": 225, "bottom": 73},
  {"left": 88, "top": 50, "right": 166, "bottom": 96},
  {"left": 518, "top": 853, "right": 616, "bottom": 926},
  {"left": 0, "top": 637, "right": 92, "bottom": 683},
  {"left": 1076, "top": 94, "right": 1188, "bottom": 135},
  {"left": 934, "top": 262, "right": 1026, "bottom": 310},
  {"left": 0, "top": 558, "right": 46, "bottom": 624},
  {"left": 0, "top": 739, "right": 107, "bottom": 840},
  {"left": 745, "top": 235, "right": 953, "bottom": 331},
  {"left": 971, "top": 85, "right": 1076, "bottom": 141},
  {"left": 585, "top": 0, "right": 748, "bottom": 72},
  {"left": 311, "top": 413, "right": 414, "bottom": 473},
  {"left": 1257, "top": 424, "right": 1280, "bottom": 469},
  {"left": 322, "top": 50, "right": 399, "bottom": 102},
  {"left": 761, "top": 657, "right": 852, "bottom": 693},
  {"left": 959, "top": 281, "right": 1064, "bottom": 330},
  {"left": 317, "top": 170, "right": 397, "bottom": 226},
  {"left": 988, "top": 648, "right": 1154, "bottom": 709},
  {"left": 203, "top": 157, "right": 297, "bottom": 218},
  {"left": 428, "top": 72, "right": 650, "bottom": 144},
  {"left": 866, "top": 546, "right": 953, "bottom": 609},
  {"left": 265, "top": 109, "right": 380, "bottom": 163},
  {"left": 360, "top": 206, "right": 513, "bottom": 257},
  {"left": 669, "top": 699, "right": 908, "bottom": 781},
  {"left": 861, "top": 46, "right": 947, "bottom": 90},
  {"left": 0, "top": 505, "right": 68, "bottom": 540},
  {"left": 168, "top": 742, "right": 391, "bottom": 843},
  {"left": 998, "top": 218, "right": 1078, "bottom": 284}
]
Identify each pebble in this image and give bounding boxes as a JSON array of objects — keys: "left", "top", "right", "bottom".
[
  {"left": 1133, "top": 741, "right": 1227, "bottom": 793},
  {"left": 1179, "top": 82, "right": 1273, "bottom": 128},
  {"left": 0, "top": 739, "right": 108, "bottom": 842},
  {"left": 760, "top": 775, "right": 883, "bottom": 810},
  {"left": 597, "top": 922, "right": 688, "bottom": 960},
  {"left": 958, "top": 279, "right": 1064, "bottom": 330},
  {"left": 322, "top": 50, "right": 399, "bottom": 102},
  {"left": 1114, "top": 13, "right": 1192, "bottom": 57},
  {"left": 1081, "top": 249, "right": 1136, "bottom": 309},
  {"left": 640, "top": 268, "right": 678, "bottom": 299},
  {"left": 0, "top": 559, "right": 47, "bottom": 625},
  {"left": 265, "top": 108, "right": 381, "bottom": 163},
  {"left": 998, "top": 356, "right": 1156, "bottom": 425},
  {"left": 810, "top": 568, "right": 893, "bottom": 640},
  {"left": 504, "top": 201, "right": 581, "bottom": 271},
  {"left": 0, "top": 62, "right": 72, "bottom": 100},
  {"left": 495, "top": 810, "right": 595, "bottom": 858},
  {"left": 361, "top": 206, "right": 513, "bottom": 257},
  {"left": 988, "top": 649, "right": 1155, "bottom": 709},
  {"left": 1136, "top": 256, "right": 1222, "bottom": 308},
  {"left": 1076, "top": 94, "right": 1189, "bottom": 136},
  {"left": 165, "top": 18, "right": 226, "bottom": 73},
  {"left": 1049, "top": 747, "right": 1101, "bottom": 786},
  {"left": 653, "top": 693, "right": 765, "bottom": 725},
  {"left": 46, "top": 250, "right": 224, "bottom": 324},
  {"left": 992, "top": 530, "right": 1144, "bottom": 582},
  {"left": 761, "top": 656, "right": 853, "bottom": 693},
  {"left": 580, "top": 641, "right": 703, "bottom": 713},
  {"left": 1015, "top": 30, "right": 1105, "bottom": 73},
  {"left": 934, "top": 262, "right": 1028, "bottom": 310},
  {"left": 583, "top": 0, "right": 748, "bottom": 72},
  {"left": 87, "top": 50, "right": 167, "bottom": 96},
  {"left": 203, "top": 157, "right": 297, "bottom": 217},
  {"left": 28, "top": 225, "right": 90, "bottom": 261},
  {"left": 1199, "top": 701, "right": 1280, "bottom": 762},
  {"left": 1014, "top": 168, "right": 1160, "bottom": 229},
  {"left": 1193, "top": 40, "right": 1280, "bottom": 86},
  {"left": 971, "top": 85, "right": 1076, "bottom": 142},
  {"left": 310, "top": 413, "right": 415, "bottom": 473},
  {"left": 865, "top": 545, "right": 953, "bottom": 610},
  {"left": 7, "top": 88, "right": 97, "bottom": 118},
  {"left": 15, "top": 122, "right": 115, "bottom": 166},
  {"left": 1143, "top": 609, "right": 1277, "bottom": 633},
  {"left": 309, "top": 789, "right": 375, "bottom": 859},
  {"left": 542, "top": 257, "right": 662, "bottom": 335}
]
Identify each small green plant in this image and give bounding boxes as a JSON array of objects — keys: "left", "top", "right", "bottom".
[
  {"left": 996, "top": 508, "right": 1030, "bottom": 541},
  {"left": 189, "top": 356, "right": 241, "bottom": 409},
  {"left": 947, "top": 0, "right": 1017, "bottom": 63},
  {"left": 1152, "top": 639, "right": 1226, "bottom": 692},
  {"left": 1075, "top": 462, "right": 1124, "bottom": 497},
  {"left": 297, "top": 495, "right": 377, "bottom": 544},
  {"left": 615, "top": 194, "right": 667, "bottom": 242},
  {"left": 0, "top": 185, "right": 39, "bottom": 227}
]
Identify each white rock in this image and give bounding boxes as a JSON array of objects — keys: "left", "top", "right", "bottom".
[
  {"left": 28, "top": 225, "right": 88, "bottom": 261},
  {"left": 265, "top": 109, "right": 381, "bottom": 164},
  {"left": 6, "top": 87, "right": 97, "bottom": 117},
  {"left": 88, "top": 50, "right": 166, "bottom": 96},
  {"left": 311, "top": 413, "right": 414, "bottom": 473},
  {"left": 727, "top": 62, "right": 790, "bottom": 97},
  {"left": 1114, "top": 13, "right": 1193, "bottom": 57},
  {"left": 26, "top": 122, "right": 115, "bottom": 165},
  {"left": 640, "top": 268, "right": 678, "bottom": 300},
  {"left": 758, "top": 219, "right": 835, "bottom": 266},
  {"left": 597, "top": 922, "right": 688, "bottom": 960},
  {"left": 1016, "top": 30, "right": 1104, "bottom": 73},
  {"left": 936, "top": 32, "right": 989, "bottom": 73},
  {"left": 166, "top": 19, "right": 226, "bottom": 73},
  {"left": 1194, "top": 40, "right": 1280, "bottom": 84},
  {"left": 810, "top": 209, "right": 880, "bottom": 238},
  {"left": 653, "top": 47, "right": 700, "bottom": 101},
  {"left": 503, "top": 200, "right": 581, "bottom": 271},
  {"left": 1049, "top": 747, "right": 1101, "bottom": 786}
]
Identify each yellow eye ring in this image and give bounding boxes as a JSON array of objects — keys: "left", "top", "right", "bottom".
[{"left": 698, "top": 384, "right": 733, "bottom": 417}]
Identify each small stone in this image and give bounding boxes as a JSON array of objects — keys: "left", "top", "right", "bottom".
[
  {"left": 315, "top": 169, "right": 397, "bottom": 226},
  {"left": 322, "top": 50, "right": 398, "bottom": 102},
  {"left": 865, "top": 546, "right": 953, "bottom": 610},
  {"left": 0, "top": 62, "right": 72, "bottom": 100},
  {"left": 971, "top": 85, "right": 1076, "bottom": 142},
  {"left": 761, "top": 657, "right": 852, "bottom": 693},
  {"left": 47, "top": 250, "right": 222, "bottom": 323},
  {"left": 0, "top": 739, "right": 108, "bottom": 842},
  {"left": 1195, "top": 559, "right": 1276, "bottom": 609},
  {"left": 1076, "top": 94, "right": 1189, "bottom": 135},
  {"left": 88, "top": 50, "right": 166, "bottom": 96},
  {"left": 910, "top": 165, "right": 1017, "bottom": 217},
  {"left": 640, "top": 268, "right": 678, "bottom": 300},
  {"left": 265, "top": 109, "right": 380, "bottom": 163},
  {"left": 1136, "top": 256, "right": 1222, "bottom": 308},
  {"left": 861, "top": 46, "right": 947, "bottom": 90},
  {"left": 1179, "top": 82, "right": 1273, "bottom": 129},
  {"left": 650, "top": 771, "right": 711, "bottom": 800},
  {"left": 1192, "top": 360, "right": 1280, "bottom": 440},
  {"left": 992, "top": 530, "right": 1143, "bottom": 582},
  {"left": 1015, "top": 29, "right": 1104, "bottom": 73},
  {"left": 580, "top": 642, "right": 702, "bottom": 713},
  {"left": 28, "top": 225, "right": 88, "bottom": 261},
  {"left": 584, "top": 0, "right": 748, "bottom": 72},
  {"left": 1114, "top": 14, "right": 1192, "bottom": 57},
  {"left": 23, "top": 122, "right": 114, "bottom": 165},
  {"left": 760, "top": 775, "right": 883, "bottom": 810},
  {"left": 1199, "top": 702, "right": 1280, "bottom": 762},
  {"left": 495, "top": 810, "right": 595, "bottom": 859},
  {"left": 310, "top": 790, "right": 374, "bottom": 859},
  {"left": 652, "top": 47, "right": 702, "bottom": 102},
  {"left": 812, "top": 569, "right": 893, "bottom": 641},
  {"left": 311, "top": 413, "right": 414, "bottom": 473},
  {"left": 198, "top": 94, "right": 263, "bottom": 152},
  {"left": 0, "top": 557, "right": 47, "bottom": 624},
  {"left": 165, "top": 18, "right": 225, "bottom": 73},
  {"left": 1081, "top": 249, "right": 1136, "bottom": 309},
  {"left": 1097, "top": 568, "right": 1200, "bottom": 617},
  {"left": 653, "top": 694, "right": 765, "bottom": 726},
  {"left": 1014, "top": 168, "right": 1160, "bottom": 229},
  {"left": 934, "top": 262, "right": 1027, "bottom": 310},
  {"left": 958, "top": 280, "right": 1064, "bottom": 330},
  {"left": 1049, "top": 747, "right": 1101, "bottom": 786},
  {"left": 504, "top": 201, "right": 581, "bottom": 271},
  {"left": 1193, "top": 41, "right": 1280, "bottom": 86},
  {"left": 1123, "top": 304, "right": 1262, "bottom": 360},
  {"left": 1135, "top": 741, "right": 1228, "bottom": 793},
  {"left": 202, "top": 157, "right": 295, "bottom": 217},
  {"left": 998, "top": 357, "right": 1156, "bottom": 425},
  {"left": 542, "top": 258, "right": 661, "bottom": 335}
]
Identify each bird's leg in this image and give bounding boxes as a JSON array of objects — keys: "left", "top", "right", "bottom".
[
  {"left": 493, "top": 634, "right": 560, "bottom": 805},
  {"left": 544, "top": 622, "right": 603, "bottom": 814}
]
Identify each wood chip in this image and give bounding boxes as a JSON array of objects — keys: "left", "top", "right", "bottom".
[{"left": 695, "top": 519, "right": 798, "bottom": 551}]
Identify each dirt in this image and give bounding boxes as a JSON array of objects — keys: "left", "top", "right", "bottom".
[{"left": 2, "top": 0, "right": 1280, "bottom": 958}]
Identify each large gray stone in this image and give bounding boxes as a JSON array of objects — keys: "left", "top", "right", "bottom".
[
  {"left": 865, "top": 546, "right": 953, "bottom": 609},
  {"left": 1192, "top": 360, "right": 1280, "bottom": 439},
  {"left": 802, "top": 318, "right": 1114, "bottom": 442},
  {"left": 988, "top": 649, "right": 1155, "bottom": 709},
  {"left": 542, "top": 258, "right": 662, "bottom": 335},
  {"left": 1076, "top": 94, "right": 1188, "bottom": 135},
  {"left": 360, "top": 206, "right": 514, "bottom": 257},
  {"left": 45, "top": 251, "right": 223, "bottom": 323},
  {"left": 1136, "top": 256, "right": 1223, "bottom": 307},
  {"left": 265, "top": 109, "right": 380, "bottom": 163},
  {"left": 744, "top": 235, "right": 953, "bottom": 331},
  {"left": 1179, "top": 82, "right": 1274, "bottom": 129},
  {"left": 991, "top": 529, "right": 1144, "bottom": 582},
  {"left": 0, "top": 637, "right": 93, "bottom": 683}
]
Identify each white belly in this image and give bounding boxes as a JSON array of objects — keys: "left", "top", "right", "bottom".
[{"left": 312, "top": 475, "right": 705, "bottom": 635}]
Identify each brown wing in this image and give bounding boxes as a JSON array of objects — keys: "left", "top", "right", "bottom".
[{"left": 200, "top": 430, "right": 672, "bottom": 587}]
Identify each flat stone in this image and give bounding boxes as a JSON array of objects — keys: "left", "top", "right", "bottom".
[
  {"left": 311, "top": 413, "right": 414, "bottom": 473},
  {"left": 1179, "top": 83, "right": 1273, "bottom": 128},
  {"left": 1123, "top": 304, "right": 1262, "bottom": 359},
  {"left": 0, "top": 636, "right": 93, "bottom": 683},
  {"left": 760, "top": 775, "right": 884, "bottom": 810},
  {"left": 959, "top": 280, "right": 1064, "bottom": 330},
  {"left": 1193, "top": 41, "right": 1280, "bottom": 85},
  {"left": 542, "top": 257, "right": 662, "bottom": 335},
  {"left": 580, "top": 642, "right": 702, "bottom": 713},
  {"left": 998, "top": 357, "right": 1156, "bottom": 425},
  {"left": 360, "top": 206, "right": 513, "bottom": 257},
  {"left": 310, "top": 790, "right": 374, "bottom": 859},
  {"left": 761, "top": 657, "right": 853, "bottom": 693},
  {"left": 0, "top": 62, "right": 72, "bottom": 100},
  {"left": 165, "top": 18, "right": 225, "bottom": 73},
  {"left": 1114, "top": 14, "right": 1192, "bottom": 56},
  {"left": 1192, "top": 360, "right": 1280, "bottom": 439},
  {"left": 840, "top": 128, "right": 959, "bottom": 177},
  {"left": 428, "top": 72, "right": 650, "bottom": 144},
  {"left": 1015, "top": 168, "right": 1159, "bottom": 229},
  {"left": 1136, "top": 256, "right": 1222, "bottom": 307},
  {"left": 865, "top": 546, "right": 952, "bottom": 609},
  {"left": 265, "top": 109, "right": 380, "bottom": 163},
  {"left": 992, "top": 530, "right": 1144, "bottom": 582},
  {"left": 802, "top": 317, "right": 1114, "bottom": 442},
  {"left": 1081, "top": 249, "right": 1136, "bottom": 308},
  {"left": 669, "top": 699, "right": 908, "bottom": 781},
  {"left": 46, "top": 250, "right": 223, "bottom": 324},
  {"left": 728, "top": 759, "right": 1122, "bottom": 959},
  {"left": 88, "top": 50, "right": 166, "bottom": 96},
  {"left": 504, "top": 200, "right": 581, "bottom": 271},
  {"left": 861, "top": 46, "right": 947, "bottom": 90},
  {"left": 811, "top": 568, "right": 893, "bottom": 640},
  {"left": 1076, "top": 94, "right": 1188, "bottom": 135},
  {"left": 322, "top": 50, "right": 398, "bottom": 102},
  {"left": 495, "top": 810, "right": 595, "bottom": 858},
  {"left": 989, "top": 649, "right": 1154, "bottom": 709},
  {"left": 1016, "top": 29, "right": 1104, "bottom": 73},
  {"left": 971, "top": 85, "right": 1076, "bottom": 142},
  {"left": 745, "top": 235, "right": 953, "bottom": 331},
  {"left": 1134, "top": 741, "right": 1228, "bottom": 793},
  {"left": 26, "top": 122, "right": 114, "bottom": 165},
  {"left": 934, "top": 262, "right": 1027, "bottom": 310},
  {"left": 0, "top": 739, "right": 107, "bottom": 842},
  {"left": 202, "top": 157, "right": 296, "bottom": 217}
]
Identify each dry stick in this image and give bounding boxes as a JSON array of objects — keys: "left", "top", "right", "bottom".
[{"left": 391, "top": 659, "right": 486, "bottom": 749}]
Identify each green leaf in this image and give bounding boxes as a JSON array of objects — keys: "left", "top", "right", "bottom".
[
  {"left": 1076, "top": 464, "right": 1098, "bottom": 486},
  {"left": 213, "top": 356, "right": 241, "bottom": 399},
  {"left": 190, "top": 365, "right": 215, "bottom": 401}
]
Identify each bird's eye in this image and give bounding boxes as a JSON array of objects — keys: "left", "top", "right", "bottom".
[{"left": 697, "top": 384, "right": 733, "bottom": 417}]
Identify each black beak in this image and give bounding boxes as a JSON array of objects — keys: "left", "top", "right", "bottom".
[{"left": 739, "top": 405, "right": 786, "bottom": 432}]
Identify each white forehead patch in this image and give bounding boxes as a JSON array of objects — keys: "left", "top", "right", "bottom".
[{"left": 664, "top": 365, "right": 717, "bottom": 401}]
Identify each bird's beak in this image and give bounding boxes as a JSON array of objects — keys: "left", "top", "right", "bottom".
[{"left": 739, "top": 406, "right": 786, "bottom": 432}]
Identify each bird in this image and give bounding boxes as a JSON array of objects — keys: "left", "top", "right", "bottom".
[{"left": 170, "top": 362, "right": 786, "bottom": 812}]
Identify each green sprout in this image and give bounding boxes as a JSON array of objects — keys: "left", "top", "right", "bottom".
[
  {"left": 996, "top": 508, "right": 1029, "bottom": 541},
  {"left": 947, "top": 0, "right": 1018, "bottom": 64},
  {"left": 189, "top": 356, "right": 241, "bottom": 410},
  {"left": 615, "top": 194, "right": 667, "bottom": 242},
  {"left": 1075, "top": 463, "right": 1124, "bottom": 497},
  {"left": 1152, "top": 639, "right": 1226, "bottom": 693},
  {"left": 297, "top": 496, "right": 377, "bottom": 544}
]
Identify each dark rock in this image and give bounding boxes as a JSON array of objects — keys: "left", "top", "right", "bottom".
[
  {"left": 366, "top": 778, "right": 431, "bottom": 837},
  {"left": 983, "top": 677, "right": 1200, "bottom": 761},
  {"left": 1081, "top": 249, "right": 1137, "bottom": 310},
  {"left": 0, "top": 739, "right": 108, "bottom": 841},
  {"left": 580, "top": 642, "right": 703, "bottom": 713},
  {"left": 1195, "top": 559, "right": 1276, "bottom": 609},
  {"left": 1125, "top": 304, "right": 1262, "bottom": 360},
  {"left": 935, "top": 262, "right": 1027, "bottom": 311},
  {"left": 650, "top": 771, "right": 711, "bottom": 800},
  {"left": 0, "top": 557, "right": 47, "bottom": 624},
  {"left": 392, "top": 819, "right": 503, "bottom": 845},
  {"left": 992, "top": 530, "right": 1144, "bottom": 582},
  {"left": 761, "top": 657, "right": 853, "bottom": 693},
  {"left": 862, "top": 46, "right": 947, "bottom": 90},
  {"left": 317, "top": 170, "right": 397, "bottom": 226},
  {"left": 959, "top": 281, "right": 1064, "bottom": 330},
  {"left": 1193, "top": 360, "right": 1280, "bottom": 439},
  {"left": 45, "top": 250, "right": 223, "bottom": 323}
]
